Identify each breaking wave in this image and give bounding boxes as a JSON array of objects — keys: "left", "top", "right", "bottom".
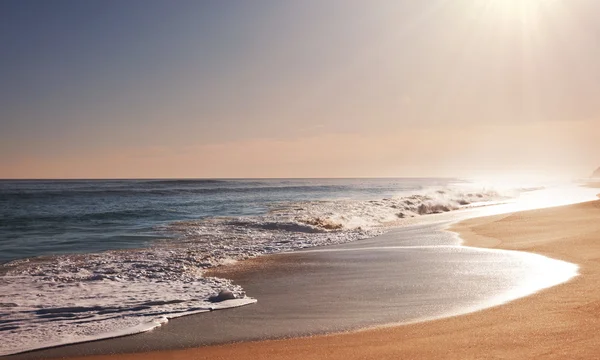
[{"left": 164, "top": 187, "right": 508, "bottom": 267}]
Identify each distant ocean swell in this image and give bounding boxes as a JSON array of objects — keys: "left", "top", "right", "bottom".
[
  {"left": 0, "top": 184, "right": 375, "bottom": 199},
  {"left": 0, "top": 186, "right": 508, "bottom": 356}
]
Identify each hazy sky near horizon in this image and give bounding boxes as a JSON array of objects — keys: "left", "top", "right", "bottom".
[{"left": 1, "top": 0, "right": 599, "bottom": 179}]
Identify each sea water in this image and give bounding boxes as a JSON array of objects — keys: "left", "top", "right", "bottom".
[{"left": 0, "top": 178, "right": 591, "bottom": 356}]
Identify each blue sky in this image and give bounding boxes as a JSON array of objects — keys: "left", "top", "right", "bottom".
[{"left": 1, "top": 0, "right": 599, "bottom": 178}]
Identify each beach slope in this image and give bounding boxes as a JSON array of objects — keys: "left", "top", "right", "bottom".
[{"left": 65, "top": 199, "right": 600, "bottom": 360}]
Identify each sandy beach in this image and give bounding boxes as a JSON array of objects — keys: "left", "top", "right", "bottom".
[{"left": 45, "top": 192, "right": 600, "bottom": 360}]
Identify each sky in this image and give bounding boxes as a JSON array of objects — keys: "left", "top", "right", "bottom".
[{"left": 1, "top": 0, "right": 599, "bottom": 179}]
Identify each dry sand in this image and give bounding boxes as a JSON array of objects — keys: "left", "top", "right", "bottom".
[{"left": 64, "top": 197, "right": 600, "bottom": 360}]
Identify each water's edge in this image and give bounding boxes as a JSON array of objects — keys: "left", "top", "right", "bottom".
[
  {"left": 4, "top": 207, "right": 584, "bottom": 359},
  {"left": 4, "top": 185, "right": 598, "bottom": 358}
]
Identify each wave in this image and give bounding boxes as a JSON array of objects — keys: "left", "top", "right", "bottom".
[
  {"left": 268, "top": 188, "right": 507, "bottom": 230},
  {"left": 0, "top": 249, "right": 256, "bottom": 356},
  {"left": 219, "top": 219, "right": 334, "bottom": 233},
  {"left": 0, "top": 184, "right": 347, "bottom": 200},
  {"left": 164, "top": 187, "right": 509, "bottom": 266}
]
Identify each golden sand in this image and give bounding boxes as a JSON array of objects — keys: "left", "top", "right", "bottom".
[{"left": 67, "top": 198, "right": 600, "bottom": 360}]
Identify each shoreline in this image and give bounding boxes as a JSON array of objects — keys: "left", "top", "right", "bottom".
[
  {"left": 57, "top": 195, "right": 600, "bottom": 360},
  {"left": 5, "top": 185, "right": 599, "bottom": 359}
]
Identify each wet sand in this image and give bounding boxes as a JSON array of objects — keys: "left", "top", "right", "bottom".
[{"left": 51, "top": 196, "right": 600, "bottom": 360}]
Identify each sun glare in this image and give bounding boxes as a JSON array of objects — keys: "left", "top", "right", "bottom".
[
  {"left": 487, "top": 0, "right": 555, "bottom": 11},
  {"left": 483, "top": 0, "right": 558, "bottom": 24}
]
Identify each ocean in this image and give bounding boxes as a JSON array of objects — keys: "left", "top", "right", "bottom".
[
  {"left": 0, "top": 178, "right": 466, "bottom": 264},
  {"left": 2, "top": 178, "right": 593, "bottom": 356}
]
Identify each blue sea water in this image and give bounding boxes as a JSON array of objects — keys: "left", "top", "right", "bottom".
[{"left": 0, "top": 178, "right": 457, "bottom": 264}]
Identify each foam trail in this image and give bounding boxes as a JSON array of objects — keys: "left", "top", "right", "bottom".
[
  {"left": 2, "top": 298, "right": 257, "bottom": 356},
  {"left": 0, "top": 261, "right": 256, "bottom": 356}
]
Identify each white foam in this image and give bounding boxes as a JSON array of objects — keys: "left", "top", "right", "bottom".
[{"left": 0, "top": 257, "right": 256, "bottom": 356}]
